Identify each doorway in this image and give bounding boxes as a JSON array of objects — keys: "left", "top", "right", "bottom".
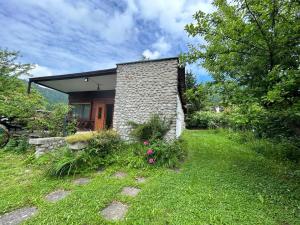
[{"left": 94, "top": 103, "right": 106, "bottom": 130}]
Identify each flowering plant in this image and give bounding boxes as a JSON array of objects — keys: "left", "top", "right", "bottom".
[
  {"left": 143, "top": 140, "right": 149, "bottom": 145},
  {"left": 146, "top": 149, "right": 154, "bottom": 155}
]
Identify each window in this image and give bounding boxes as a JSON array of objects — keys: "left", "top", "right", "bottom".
[{"left": 71, "top": 103, "right": 91, "bottom": 120}]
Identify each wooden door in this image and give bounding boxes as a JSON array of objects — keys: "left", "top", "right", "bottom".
[{"left": 94, "top": 103, "right": 106, "bottom": 130}]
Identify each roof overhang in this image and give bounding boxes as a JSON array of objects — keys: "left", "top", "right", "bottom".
[{"left": 29, "top": 68, "right": 117, "bottom": 94}]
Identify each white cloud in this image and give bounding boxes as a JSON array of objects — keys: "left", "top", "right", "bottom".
[
  {"left": 136, "top": 0, "right": 214, "bottom": 36},
  {"left": 30, "top": 64, "right": 53, "bottom": 77},
  {"left": 142, "top": 49, "right": 160, "bottom": 59},
  {"left": 152, "top": 37, "right": 171, "bottom": 53}
]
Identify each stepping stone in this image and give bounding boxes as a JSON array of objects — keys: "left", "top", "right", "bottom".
[
  {"left": 100, "top": 201, "right": 128, "bottom": 221},
  {"left": 45, "top": 190, "right": 70, "bottom": 202},
  {"left": 121, "top": 187, "right": 140, "bottom": 197},
  {"left": 135, "top": 177, "right": 146, "bottom": 183},
  {"left": 113, "top": 171, "right": 127, "bottom": 179},
  {"left": 0, "top": 207, "right": 38, "bottom": 225},
  {"left": 73, "top": 178, "right": 91, "bottom": 185},
  {"left": 171, "top": 168, "right": 181, "bottom": 173}
]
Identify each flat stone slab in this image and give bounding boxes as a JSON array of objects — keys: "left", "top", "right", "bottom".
[
  {"left": 45, "top": 190, "right": 70, "bottom": 202},
  {"left": 73, "top": 178, "right": 91, "bottom": 185},
  {"left": 101, "top": 201, "right": 128, "bottom": 221},
  {"left": 135, "top": 177, "right": 146, "bottom": 183},
  {"left": 113, "top": 172, "right": 127, "bottom": 179},
  {"left": 0, "top": 207, "right": 38, "bottom": 225},
  {"left": 121, "top": 187, "right": 140, "bottom": 197}
]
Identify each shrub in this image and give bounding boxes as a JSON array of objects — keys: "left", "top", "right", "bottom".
[
  {"left": 87, "top": 130, "right": 121, "bottom": 157},
  {"left": 128, "top": 114, "right": 171, "bottom": 141},
  {"left": 144, "top": 139, "right": 187, "bottom": 168},
  {"left": 226, "top": 130, "right": 300, "bottom": 163},
  {"left": 27, "top": 104, "right": 76, "bottom": 137},
  {"left": 45, "top": 147, "right": 98, "bottom": 177},
  {"left": 187, "top": 111, "right": 226, "bottom": 129},
  {"left": 65, "top": 131, "right": 97, "bottom": 144},
  {"left": 45, "top": 130, "right": 122, "bottom": 177},
  {"left": 3, "top": 136, "right": 31, "bottom": 153}
]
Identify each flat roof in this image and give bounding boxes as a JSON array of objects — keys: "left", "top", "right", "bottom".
[{"left": 28, "top": 56, "right": 181, "bottom": 94}]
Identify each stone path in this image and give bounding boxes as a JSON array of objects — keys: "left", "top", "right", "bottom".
[
  {"left": 113, "top": 171, "right": 127, "bottom": 179},
  {"left": 100, "top": 201, "right": 128, "bottom": 221},
  {"left": 73, "top": 178, "right": 91, "bottom": 185},
  {"left": 45, "top": 190, "right": 71, "bottom": 203},
  {"left": 100, "top": 174, "right": 146, "bottom": 221},
  {"left": 0, "top": 207, "right": 38, "bottom": 225},
  {"left": 0, "top": 172, "right": 148, "bottom": 223},
  {"left": 121, "top": 187, "right": 140, "bottom": 197}
]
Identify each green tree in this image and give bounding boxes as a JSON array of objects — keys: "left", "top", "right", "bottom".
[
  {"left": 0, "top": 49, "right": 46, "bottom": 124},
  {"left": 185, "top": 70, "right": 197, "bottom": 89},
  {"left": 181, "top": 0, "right": 300, "bottom": 137}
]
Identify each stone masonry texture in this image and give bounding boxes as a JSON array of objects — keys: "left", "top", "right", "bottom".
[{"left": 113, "top": 59, "right": 180, "bottom": 140}]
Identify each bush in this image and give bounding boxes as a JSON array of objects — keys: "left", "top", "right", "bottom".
[
  {"left": 226, "top": 130, "right": 300, "bottom": 163},
  {"left": 187, "top": 111, "right": 226, "bottom": 129},
  {"left": 27, "top": 104, "right": 77, "bottom": 137},
  {"left": 45, "top": 130, "right": 122, "bottom": 177},
  {"left": 3, "top": 136, "right": 31, "bottom": 153},
  {"left": 145, "top": 139, "right": 187, "bottom": 168},
  {"left": 128, "top": 114, "right": 171, "bottom": 141},
  {"left": 45, "top": 147, "right": 98, "bottom": 177},
  {"left": 65, "top": 131, "right": 97, "bottom": 144},
  {"left": 87, "top": 130, "right": 121, "bottom": 157}
]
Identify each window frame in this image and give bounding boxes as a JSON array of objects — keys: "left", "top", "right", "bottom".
[{"left": 70, "top": 103, "right": 91, "bottom": 120}]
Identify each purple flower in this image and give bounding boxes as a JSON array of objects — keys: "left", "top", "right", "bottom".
[
  {"left": 147, "top": 149, "right": 154, "bottom": 155},
  {"left": 148, "top": 158, "right": 155, "bottom": 164}
]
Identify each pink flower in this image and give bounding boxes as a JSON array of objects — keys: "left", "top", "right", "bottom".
[
  {"left": 143, "top": 140, "right": 149, "bottom": 145},
  {"left": 146, "top": 149, "right": 154, "bottom": 155},
  {"left": 148, "top": 158, "right": 155, "bottom": 164}
]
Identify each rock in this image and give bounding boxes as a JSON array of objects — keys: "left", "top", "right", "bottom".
[
  {"left": 73, "top": 178, "right": 91, "bottom": 185},
  {"left": 0, "top": 207, "right": 38, "bottom": 225},
  {"left": 135, "top": 177, "right": 146, "bottom": 183},
  {"left": 113, "top": 171, "right": 127, "bottom": 179},
  {"left": 100, "top": 201, "right": 128, "bottom": 221},
  {"left": 68, "top": 142, "right": 88, "bottom": 150},
  {"left": 45, "top": 190, "right": 70, "bottom": 202},
  {"left": 121, "top": 187, "right": 140, "bottom": 197}
]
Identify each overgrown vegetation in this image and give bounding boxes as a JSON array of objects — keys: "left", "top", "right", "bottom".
[
  {"left": 181, "top": 0, "right": 299, "bottom": 162},
  {"left": 128, "top": 114, "right": 171, "bottom": 142},
  {"left": 27, "top": 104, "right": 77, "bottom": 137},
  {"left": 1, "top": 130, "right": 299, "bottom": 224}
]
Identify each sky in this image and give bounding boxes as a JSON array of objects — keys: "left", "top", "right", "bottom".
[{"left": 0, "top": 0, "right": 213, "bottom": 82}]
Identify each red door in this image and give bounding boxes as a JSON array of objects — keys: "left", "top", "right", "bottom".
[{"left": 94, "top": 103, "right": 106, "bottom": 130}]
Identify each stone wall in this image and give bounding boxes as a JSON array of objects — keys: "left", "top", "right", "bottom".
[
  {"left": 113, "top": 58, "right": 181, "bottom": 140},
  {"left": 29, "top": 137, "right": 66, "bottom": 157},
  {"left": 176, "top": 95, "right": 185, "bottom": 138}
]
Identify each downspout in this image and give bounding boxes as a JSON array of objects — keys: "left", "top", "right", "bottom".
[{"left": 27, "top": 80, "right": 32, "bottom": 94}]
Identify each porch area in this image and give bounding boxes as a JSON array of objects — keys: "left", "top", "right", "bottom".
[{"left": 28, "top": 68, "right": 117, "bottom": 131}]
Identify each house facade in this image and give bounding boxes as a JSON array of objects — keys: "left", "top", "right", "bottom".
[{"left": 29, "top": 57, "right": 186, "bottom": 140}]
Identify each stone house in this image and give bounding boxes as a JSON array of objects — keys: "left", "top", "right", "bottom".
[{"left": 28, "top": 57, "right": 186, "bottom": 140}]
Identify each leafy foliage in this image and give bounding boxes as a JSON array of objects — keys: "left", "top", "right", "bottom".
[
  {"left": 45, "top": 130, "right": 121, "bottom": 177},
  {"left": 181, "top": 0, "right": 300, "bottom": 138},
  {"left": 146, "top": 139, "right": 187, "bottom": 168},
  {"left": 3, "top": 136, "right": 31, "bottom": 153},
  {"left": 187, "top": 111, "right": 226, "bottom": 129},
  {"left": 27, "top": 104, "right": 76, "bottom": 137},
  {"left": 0, "top": 50, "right": 46, "bottom": 125},
  {"left": 128, "top": 114, "right": 171, "bottom": 141}
]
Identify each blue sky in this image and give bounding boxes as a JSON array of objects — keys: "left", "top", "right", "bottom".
[{"left": 0, "top": 0, "right": 213, "bottom": 82}]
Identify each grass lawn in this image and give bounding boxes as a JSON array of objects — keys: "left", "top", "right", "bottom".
[{"left": 0, "top": 130, "right": 299, "bottom": 224}]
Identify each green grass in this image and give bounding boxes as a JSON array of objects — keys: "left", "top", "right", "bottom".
[{"left": 0, "top": 130, "right": 299, "bottom": 224}]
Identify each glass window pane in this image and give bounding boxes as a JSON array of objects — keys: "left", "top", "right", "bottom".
[{"left": 71, "top": 104, "right": 90, "bottom": 120}]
